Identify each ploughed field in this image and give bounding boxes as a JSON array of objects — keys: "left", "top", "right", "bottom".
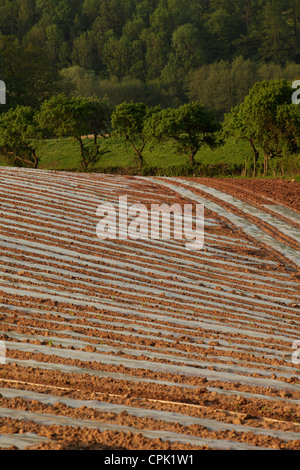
[{"left": 0, "top": 168, "right": 299, "bottom": 450}]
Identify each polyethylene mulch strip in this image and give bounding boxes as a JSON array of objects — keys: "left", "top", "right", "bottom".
[
  {"left": 4, "top": 327, "right": 298, "bottom": 378},
  {"left": 0, "top": 169, "right": 299, "bottom": 450},
  {"left": 1, "top": 388, "right": 299, "bottom": 442},
  {"left": 2, "top": 305, "right": 295, "bottom": 361},
  {"left": 5, "top": 341, "right": 300, "bottom": 392},
  {"left": 149, "top": 179, "right": 300, "bottom": 267},
  {"left": 1, "top": 284, "right": 297, "bottom": 346},
  {"left": 166, "top": 179, "right": 300, "bottom": 244},
  {"left": 0, "top": 432, "right": 50, "bottom": 450},
  {"left": 0, "top": 407, "right": 270, "bottom": 450}
]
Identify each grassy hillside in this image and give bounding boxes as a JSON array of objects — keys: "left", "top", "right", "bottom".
[
  {"left": 0, "top": 136, "right": 299, "bottom": 180},
  {"left": 36, "top": 136, "right": 253, "bottom": 173}
]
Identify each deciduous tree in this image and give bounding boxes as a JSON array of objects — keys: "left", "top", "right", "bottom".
[
  {"left": 0, "top": 105, "right": 42, "bottom": 168},
  {"left": 223, "top": 80, "right": 300, "bottom": 176},
  {"left": 37, "top": 94, "right": 111, "bottom": 170},
  {"left": 145, "top": 101, "right": 221, "bottom": 166},
  {"left": 111, "top": 101, "right": 160, "bottom": 168}
]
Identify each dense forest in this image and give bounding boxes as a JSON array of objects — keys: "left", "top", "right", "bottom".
[{"left": 1, "top": 0, "right": 300, "bottom": 112}]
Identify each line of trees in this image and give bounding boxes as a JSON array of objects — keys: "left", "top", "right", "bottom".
[
  {"left": 0, "top": 79, "right": 299, "bottom": 176},
  {"left": 0, "top": 94, "right": 222, "bottom": 170}
]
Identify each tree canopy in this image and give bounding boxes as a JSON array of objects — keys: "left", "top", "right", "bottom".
[
  {"left": 0, "top": 105, "right": 42, "bottom": 168},
  {"left": 37, "top": 93, "right": 111, "bottom": 170},
  {"left": 145, "top": 102, "right": 221, "bottom": 166},
  {"left": 0, "top": 0, "right": 299, "bottom": 110},
  {"left": 111, "top": 101, "right": 160, "bottom": 168},
  {"left": 223, "top": 80, "right": 300, "bottom": 176}
]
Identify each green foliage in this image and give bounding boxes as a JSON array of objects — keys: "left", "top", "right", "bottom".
[
  {"left": 0, "top": 35, "right": 64, "bottom": 111},
  {"left": 2, "top": 131, "right": 297, "bottom": 178},
  {"left": 21, "top": 134, "right": 252, "bottom": 174},
  {"left": 111, "top": 101, "right": 160, "bottom": 168},
  {"left": 0, "top": 1, "right": 299, "bottom": 179},
  {"left": 1, "top": 0, "right": 300, "bottom": 111},
  {"left": 223, "top": 79, "right": 300, "bottom": 176},
  {"left": 186, "top": 57, "right": 300, "bottom": 118},
  {"left": 276, "top": 102, "right": 300, "bottom": 155},
  {"left": 0, "top": 105, "right": 42, "bottom": 168},
  {"left": 37, "top": 94, "right": 111, "bottom": 170},
  {"left": 145, "top": 102, "right": 221, "bottom": 165}
]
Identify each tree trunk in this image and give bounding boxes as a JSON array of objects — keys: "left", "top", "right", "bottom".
[
  {"left": 137, "top": 152, "right": 144, "bottom": 169},
  {"left": 33, "top": 155, "right": 38, "bottom": 169},
  {"left": 24, "top": 144, "right": 39, "bottom": 169},
  {"left": 78, "top": 137, "right": 85, "bottom": 160},
  {"left": 249, "top": 140, "right": 259, "bottom": 178},
  {"left": 76, "top": 136, "right": 88, "bottom": 171},
  {"left": 188, "top": 152, "right": 196, "bottom": 166},
  {"left": 263, "top": 154, "right": 271, "bottom": 176},
  {"left": 9, "top": 148, "right": 39, "bottom": 169},
  {"left": 253, "top": 151, "right": 258, "bottom": 178},
  {"left": 30, "top": 150, "right": 39, "bottom": 169},
  {"left": 243, "top": 154, "right": 248, "bottom": 177},
  {"left": 126, "top": 137, "right": 145, "bottom": 170}
]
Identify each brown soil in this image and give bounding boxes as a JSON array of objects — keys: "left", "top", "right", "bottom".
[
  {"left": 185, "top": 177, "right": 300, "bottom": 212},
  {"left": 0, "top": 169, "right": 299, "bottom": 451}
]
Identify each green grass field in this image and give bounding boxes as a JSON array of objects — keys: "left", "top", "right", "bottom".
[
  {"left": 38, "top": 136, "right": 249, "bottom": 168},
  {"left": 35, "top": 136, "right": 253, "bottom": 172},
  {"left": 1, "top": 136, "right": 299, "bottom": 180}
]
